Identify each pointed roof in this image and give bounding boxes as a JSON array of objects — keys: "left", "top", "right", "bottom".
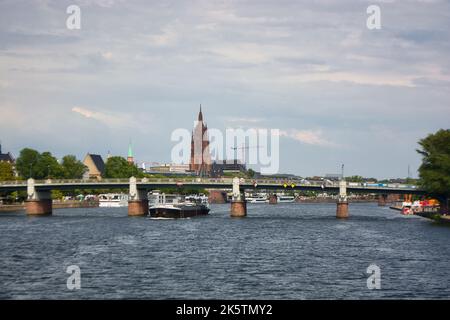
[
  {"left": 128, "top": 141, "right": 133, "bottom": 158},
  {"left": 0, "top": 142, "right": 14, "bottom": 163},
  {"left": 0, "top": 153, "right": 14, "bottom": 162},
  {"left": 85, "top": 154, "right": 105, "bottom": 174},
  {"left": 198, "top": 104, "right": 203, "bottom": 121}
]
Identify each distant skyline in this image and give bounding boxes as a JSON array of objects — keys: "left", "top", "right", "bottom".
[{"left": 1, "top": 0, "right": 449, "bottom": 179}]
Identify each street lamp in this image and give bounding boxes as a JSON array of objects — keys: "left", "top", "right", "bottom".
[{"left": 29, "top": 163, "right": 33, "bottom": 179}]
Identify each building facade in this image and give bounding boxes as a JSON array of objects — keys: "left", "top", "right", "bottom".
[
  {"left": 83, "top": 153, "right": 105, "bottom": 180},
  {"left": 211, "top": 160, "right": 246, "bottom": 177},
  {"left": 146, "top": 163, "right": 190, "bottom": 175}
]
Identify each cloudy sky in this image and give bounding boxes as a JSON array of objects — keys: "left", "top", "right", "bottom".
[{"left": 1, "top": 0, "right": 449, "bottom": 178}]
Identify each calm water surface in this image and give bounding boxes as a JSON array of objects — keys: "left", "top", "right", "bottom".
[{"left": 0, "top": 203, "right": 449, "bottom": 299}]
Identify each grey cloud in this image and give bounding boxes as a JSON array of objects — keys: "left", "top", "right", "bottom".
[
  {"left": 395, "top": 29, "right": 448, "bottom": 44},
  {"left": 0, "top": 31, "right": 81, "bottom": 49}
]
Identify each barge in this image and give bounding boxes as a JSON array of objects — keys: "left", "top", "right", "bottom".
[{"left": 148, "top": 192, "right": 210, "bottom": 218}]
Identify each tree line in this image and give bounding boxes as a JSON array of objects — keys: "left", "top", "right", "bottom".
[
  {"left": 14, "top": 148, "right": 87, "bottom": 180},
  {"left": 0, "top": 148, "right": 145, "bottom": 180}
]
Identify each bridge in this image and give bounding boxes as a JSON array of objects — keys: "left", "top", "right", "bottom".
[{"left": 0, "top": 177, "right": 424, "bottom": 218}]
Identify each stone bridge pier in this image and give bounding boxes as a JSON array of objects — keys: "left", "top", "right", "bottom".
[
  {"left": 26, "top": 178, "right": 52, "bottom": 216},
  {"left": 128, "top": 177, "right": 148, "bottom": 216},
  {"left": 336, "top": 180, "right": 349, "bottom": 219},
  {"left": 378, "top": 194, "right": 388, "bottom": 206},
  {"left": 230, "top": 177, "right": 247, "bottom": 217},
  {"left": 269, "top": 194, "right": 278, "bottom": 204}
]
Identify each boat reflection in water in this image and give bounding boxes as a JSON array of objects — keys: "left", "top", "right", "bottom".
[
  {"left": 277, "top": 194, "right": 295, "bottom": 203},
  {"left": 148, "top": 192, "right": 210, "bottom": 218}
]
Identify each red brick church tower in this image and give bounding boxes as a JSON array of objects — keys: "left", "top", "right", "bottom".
[{"left": 190, "top": 105, "right": 211, "bottom": 176}]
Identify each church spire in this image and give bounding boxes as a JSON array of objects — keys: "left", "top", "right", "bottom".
[
  {"left": 127, "top": 140, "right": 134, "bottom": 164},
  {"left": 198, "top": 104, "right": 203, "bottom": 121},
  {"left": 128, "top": 141, "right": 133, "bottom": 157}
]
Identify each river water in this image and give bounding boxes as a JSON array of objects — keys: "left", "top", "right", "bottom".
[{"left": 0, "top": 203, "right": 449, "bottom": 299}]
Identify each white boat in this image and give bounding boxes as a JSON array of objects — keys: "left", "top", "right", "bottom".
[
  {"left": 98, "top": 193, "right": 129, "bottom": 207},
  {"left": 277, "top": 194, "right": 295, "bottom": 203},
  {"left": 246, "top": 193, "right": 269, "bottom": 203},
  {"left": 148, "top": 192, "right": 183, "bottom": 206},
  {"left": 185, "top": 194, "right": 209, "bottom": 205}
]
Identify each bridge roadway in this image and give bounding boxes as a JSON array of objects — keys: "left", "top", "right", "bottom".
[{"left": 0, "top": 178, "right": 425, "bottom": 195}]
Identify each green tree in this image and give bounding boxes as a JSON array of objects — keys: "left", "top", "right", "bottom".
[
  {"left": 416, "top": 129, "right": 450, "bottom": 214},
  {"left": 36, "top": 151, "right": 64, "bottom": 179},
  {"left": 0, "top": 162, "right": 15, "bottom": 181},
  {"left": 15, "top": 148, "right": 41, "bottom": 179},
  {"left": 51, "top": 190, "right": 64, "bottom": 200},
  {"left": 104, "top": 156, "right": 141, "bottom": 178},
  {"left": 16, "top": 148, "right": 66, "bottom": 179},
  {"left": 346, "top": 175, "right": 364, "bottom": 183},
  {"left": 61, "top": 155, "right": 87, "bottom": 179}
]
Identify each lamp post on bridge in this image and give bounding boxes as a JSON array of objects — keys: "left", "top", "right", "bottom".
[{"left": 28, "top": 161, "right": 36, "bottom": 179}]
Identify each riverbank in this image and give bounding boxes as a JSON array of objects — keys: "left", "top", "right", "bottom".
[
  {"left": 437, "top": 215, "right": 450, "bottom": 224},
  {"left": 417, "top": 212, "right": 450, "bottom": 225},
  {"left": 0, "top": 200, "right": 99, "bottom": 213},
  {"left": 389, "top": 205, "right": 450, "bottom": 225},
  {"left": 296, "top": 198, "right": 377, "bottom": 203}
]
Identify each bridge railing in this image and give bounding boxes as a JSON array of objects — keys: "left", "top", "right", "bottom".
[
  {"left": 0, "top": 178, "right": 237, "bottom": 186},
  {"left": 37, "top": 178, "right": 130, "bottom": 184},
  {"left": 0, "top": 180, "right": 29, "bottom": 186},
  {"left": 0, "top": 178, "right": 419, "bottom": 189}
]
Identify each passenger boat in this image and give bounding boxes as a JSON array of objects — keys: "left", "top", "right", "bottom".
[
  {"left": 246, "top": 193, "right": 269, "bottom": 203},
  {"left": 98, "top": 193, "right": 129, "bottom": 207},
  {"left": 185, "top": 194, "right": 209, "bottom": 204},
  {"left": 148, "top": 192, "right": 210, "bottom": 218}
]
